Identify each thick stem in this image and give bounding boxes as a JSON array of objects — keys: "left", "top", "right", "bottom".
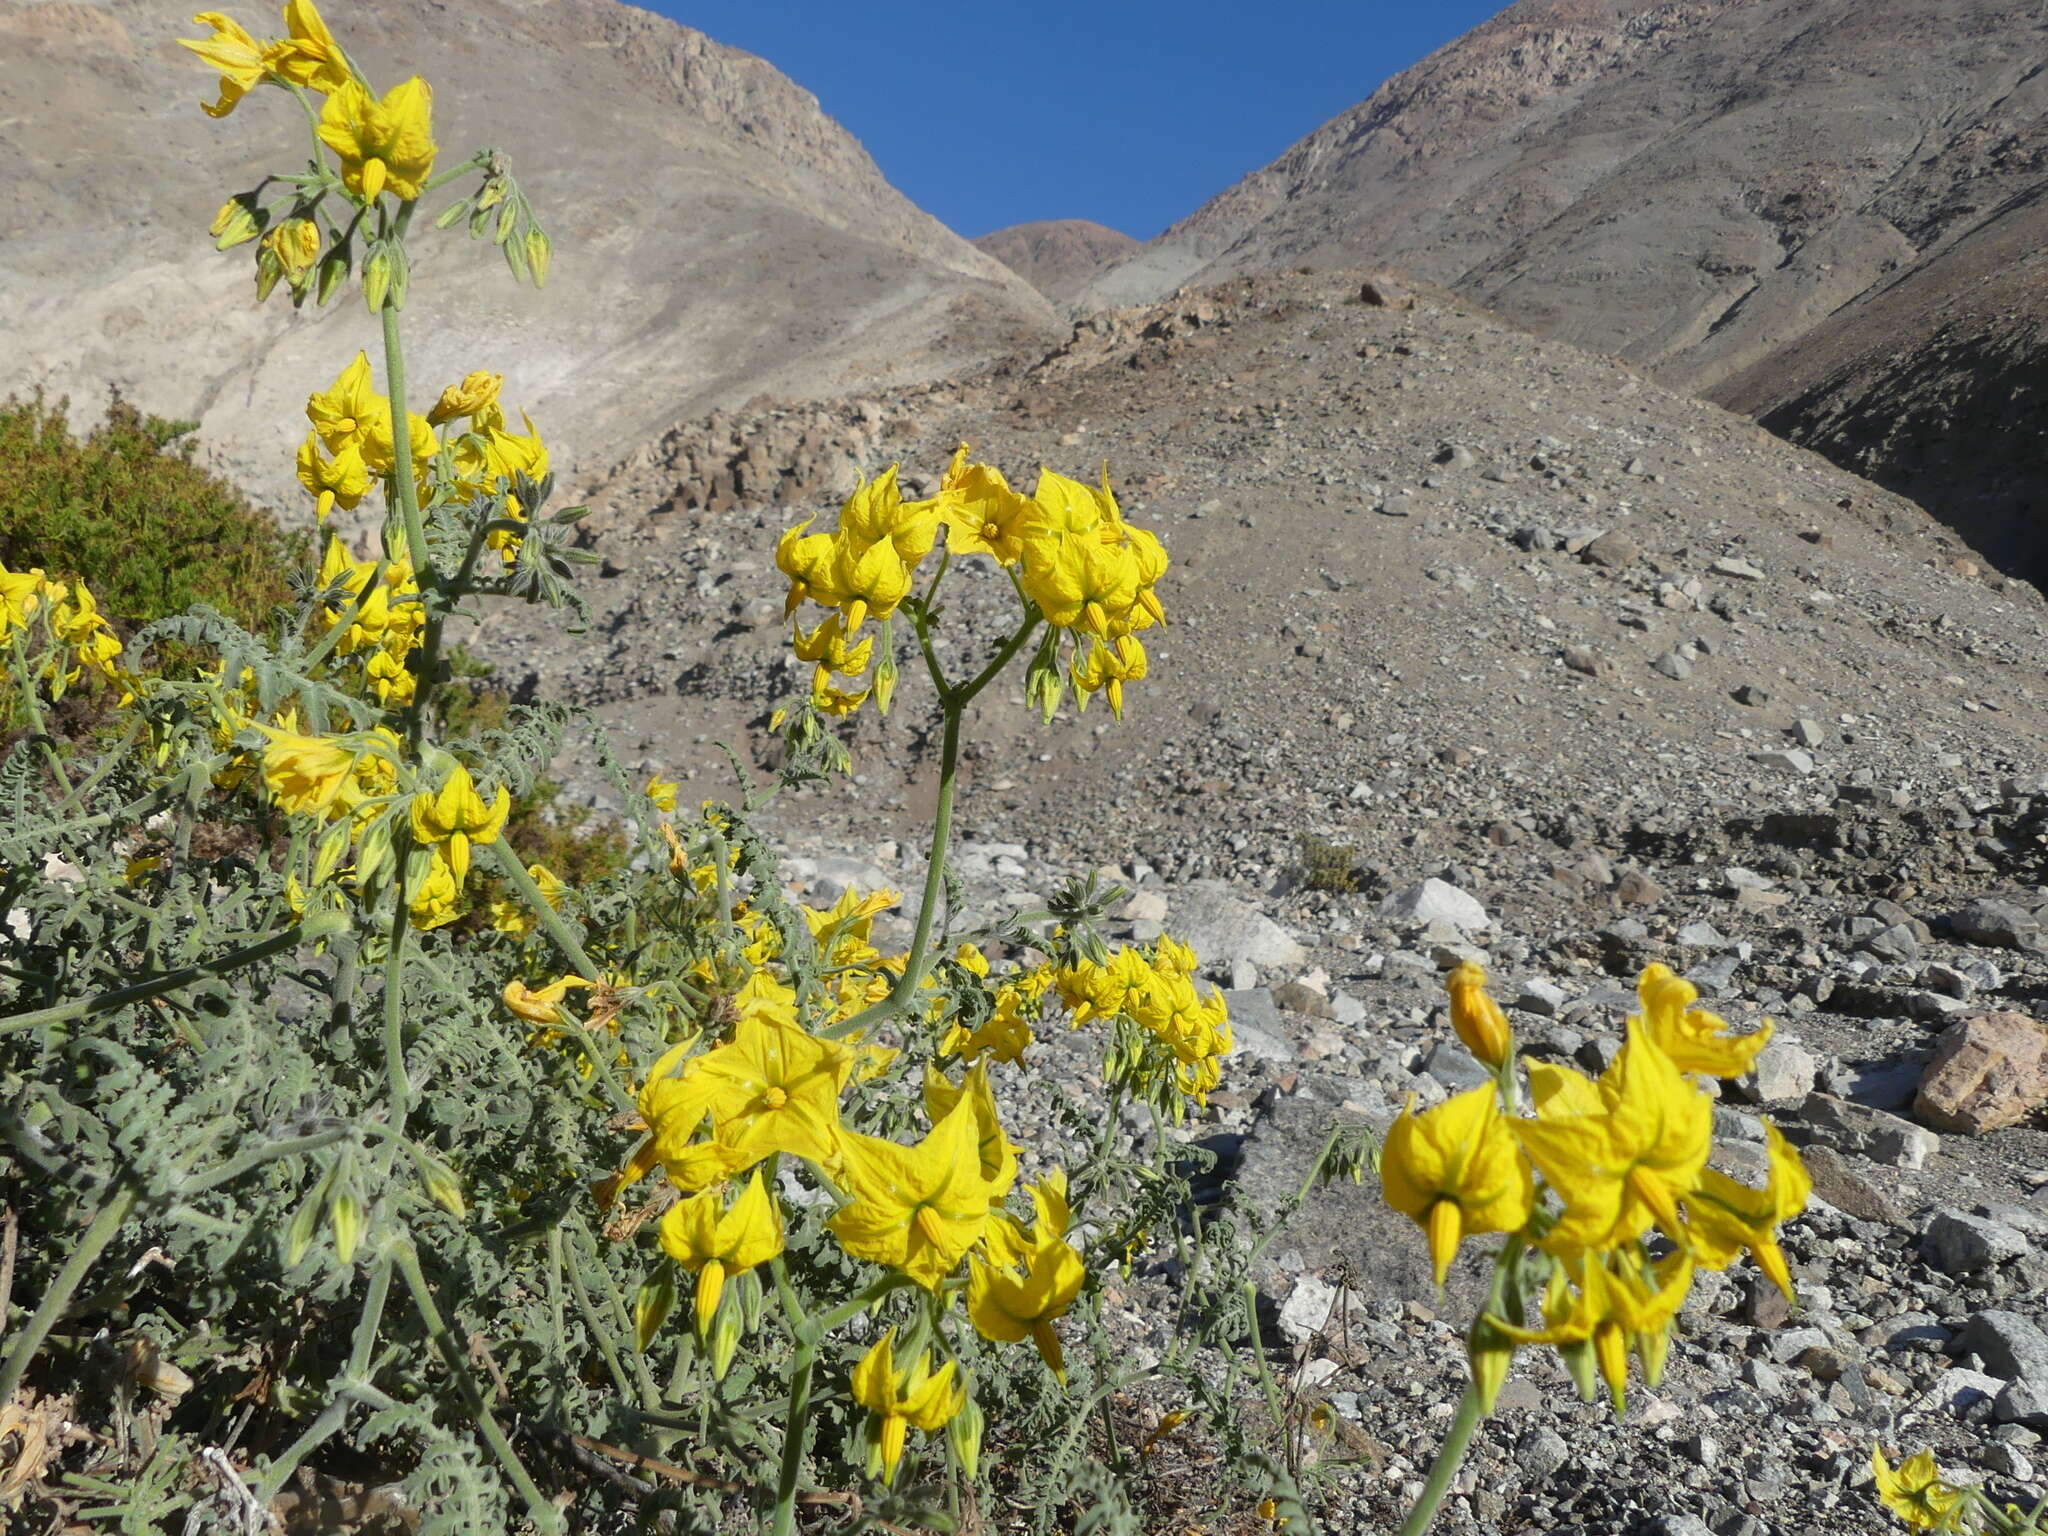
[
  {"left": 0, "top": 1181, "right": 138, "bottom": 1402},
  {"left": 378, "top": 301, "right": 433, "bottom": 594},
  {"left": 769, "top": 1345, "right": 817, "bottom": 1536},
  {"left": 0, "top": 916, "right": 341, "bottom": 1036},
  {"left": 822, "top": 701, "right": 960, "bottom": 1041},
  {"left": 1394, "top": 1384, "right": 1484, "bottom": 1536}
]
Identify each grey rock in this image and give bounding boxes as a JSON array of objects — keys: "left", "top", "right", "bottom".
[
  {"left": 1169, "top": 880, "right": 1308, "bottom": 974},
  {"left": 1954, "top": 1311, "right": 2048, "bottom": 1388},
  {"left": 1996, "top": 1379, "right": 2048, "bottom": 1431},
  {"left": 1652, "top": 649, "right": 1693, "bottom": 680},
  {"left": 1581, "top": 530, "right": 1640, "bottom": 568},
  {"left": 1862, "top": 922, "right": 1922, "bottom": 963},
  {"left": 1513, "top": 1425, "right": 1570, "bottom": 1481},
  {"left": 1712, "top": 554, "right": 1767, "bottom": 581},
  {"left": 1421, "top": 1038, "right": 1494, "bottom": 1092},
  {"left": 1791, "top": 717, "right": 1828, "bottom": 747},
  {"left": 1923, "top": 1210, "right": 2030, "bottom": 1274},
  {"left": 1753, "top": 747, "right": 1817, "bottom": 775},
  {"left": 1733, "top": 1041, "right": 1818, "bottom": 1105},
  {"left": 1678, "top": 919, "right": 1730, "bottom": 949},
  {"left": 1223, "top": 989, "right": 1296, "bottom": 1064},
  {"left": 1949, "top": 898, "right": 2043, "bottom": 951},
  {"left": 1734, "top": 683, "right": 1772, "bottom": 707},
  {"left": 1379, "top": 877, "right": 1489, "bottom": 934},
  {"left": 1516, "top": 977, "right": 1570, "bottom": 1016}
]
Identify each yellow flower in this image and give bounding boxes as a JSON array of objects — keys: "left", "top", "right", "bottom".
[
  {"left": 1071, "top": 635, "right": 1148, "bottom": 720},
  {"left": 408, "top": 847, "right": 462, "bottom": 930},
  {"left": 408, "top": 762, "right": 510, "bottom": 887},
  {"left": 263, "top": 217, "right": 321, "bottom": 284},
  {"left": 1446, "top": 961, "right": 1511, "bottom": 1071},
  {"left": 427, "top": 370, "right": 503, "bottom": 426},
  {"left": 503, "top": 974, "right": 593, "bottom": 1024},
  {"left": 836, "top": 465, "right": 941, "bottom": 569},
  {"left": 264, "top": 0, "right": 350, "bottom": 94},
  {"left": 0, "top": 559, "right": 46, "bottom": 638},
  {"left": 921, "top": 1062, "right": 1019, "bottom": 1198},
  {"left": 935, "top": 445, "right": 1029, "bottom": 566},
  {"left": 644, "top": 1010, "right": 850, "bottom": 1179},
  {"left": 644, "top": 776, "right": 678, "bottom": 813},
  {"left": 967, "top": 1169, "right": 1085, "bottom": 1381},
  {"left": 848, "top": 1331, "right": 966, "bottom": 1485},
  {"left": 180, "top": 11, "right": 269, "bottom": 117},
  {"left": 941, "top": 987, "right": 1034, "bottom": 1065},
  {"left": 791, "top": 612, "right": 874, "bottom": 695},
  {"left": 490, "top": 863, "right": 565, "bottom": 935},
  {"left": 260, "top": 728, "right": 361, "bottom": 819},
  {"left": 775, "top": 518, "right": 844, "bottom": 616},
  {"left": 1491, "top": 1251, "right": 1693, "bottom": 1411},
  {"left": 829, "top": 1094, "right": 991, "bottom": 1289},
  {"left": 826, "top": 533, "right": 913, "bottom": 634},
  {"left": 1512, "top": 1025, "right": 1711, "bottom": 1252},
  {"left": 1870, "top": 1447, "right": 1970, "bottom": 1532},
  {"left": 1681, "top": 1122, "right": 1811, "bottom": 1300},
  {"left": 657, "top": 1170, "right": 784, "bottom": 1337},
  {"left": 1631, "top": 963, "right": 1773, "bottom": 1079},
  {"left": 296, "top": 432, "right": 370, "bottom": 521},
  {"left": 1379, "top": 1085, "right": 1533, "bottom": 1285},
  {"left": 306, "top": 353, "right": 382, "bottom": 458},
  {"left": 317, "top": 76, "right": 437, "bottom": 203}
]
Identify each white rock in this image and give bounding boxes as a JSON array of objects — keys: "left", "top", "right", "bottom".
[{"left": 1379, "top": 877, "right": 1489, "bottom": 934}]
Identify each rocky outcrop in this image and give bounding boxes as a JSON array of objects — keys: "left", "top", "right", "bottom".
[{"left": 974, "top": 220, "right": 1139, "bottom": 305}]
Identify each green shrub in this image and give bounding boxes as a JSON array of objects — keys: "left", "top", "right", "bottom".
[{"left": 0, "top": 391, "right": 303, "bottom": 633}]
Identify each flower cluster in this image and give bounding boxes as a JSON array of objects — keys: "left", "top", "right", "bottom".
[
  {"left": 775, "top": 447, "right": 1168, "bottom": 720},
  {"left": 558, "top": 816, "right": 1188, "bottom": 1486},
  {"left": 1868, "top": 1442, "right": 2048, "bottom": 1533},
  {"left": 1051, "top": 937, "right": 1233, "bottom": 1117},
  {"left": 1381, "top": 963, "right": 1811, "bottom": 1414},
  {"left": 0, "top": 559, "right": 129, "bottom": 701}
]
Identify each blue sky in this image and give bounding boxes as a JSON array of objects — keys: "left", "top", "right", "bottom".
[{"left": 647, "top": 2, "right": 1506, "bottom": 241}]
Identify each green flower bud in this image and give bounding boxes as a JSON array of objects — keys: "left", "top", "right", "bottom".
[
  {"left": 525, "top": 228, "right": 551, "bottom": 287},
  {"left": 409, "top": 1145, "right": 468, "bottom": 1219},
  {"left": 362, "top": 245, "right": 392, "bottom": 314},
  {"left": 211, "top": 196, "right": 262, "bottom": 250},
  {"left": 434, "top": 196, "right": 472, "bottom": 230},
  {"left": 283, "top": 1188, "right": 322, "bottom": 1267},
  {"left": 708, "top": 1307, "right": 742, "bottom": 1381},
  {"left": 633, "top": 1263, "right": 677, "bottom": 1354},
  {"left": 948, "top": 1392, "right": 983, "bottom": 1479}
]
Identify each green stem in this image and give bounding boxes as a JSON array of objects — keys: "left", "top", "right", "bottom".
[
  {"left": 0, "top": 1181, "right": 137, "bottom": 1402},
  {"left": 1395, "top": 1384, "right": 1484, "bottom": 1536},
  {"left": 382, "top": 880, "right": 414, "bottom": 1124},
  {"left": 377, "top": 300, "right": 434, "bottom": 628},
  {"left": 181, "top": 1127, "right": 353, "bottom": 1196},
  {"left": 50, "top": 715, "right": 141, "bottom": 814},
  {"left": 0, "top": 915, "right": 342, "bottom": 1036},
  {"left": 252, "top": 1254, "right": 393, "bottom": 1503},
  {"left": 393, "top": 1239, "right": 563, "bottom": 1534},
  {"left": 486, "top": 841, "right": 634, "bottom": 1117},
  {"left": 7, "top": 633, "right": 69, "bottom": 791},
  {"left": 564, "top": 1233, "right": 636, "bottom": 1402},
  {"left": 769, "top": 1345, "right": 817, "bottom": 1536}
]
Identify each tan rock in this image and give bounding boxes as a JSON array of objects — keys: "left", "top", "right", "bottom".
[{"left": 1914, "top": 1012, "right": 2048, "bottom": 1135}]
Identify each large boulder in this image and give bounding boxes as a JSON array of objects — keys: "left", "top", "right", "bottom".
[{"left": 1915, "top": 1012, "right": 2048, "bottom": 1135}]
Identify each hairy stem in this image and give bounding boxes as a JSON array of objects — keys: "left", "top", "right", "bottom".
[
  {"left": 0, "top": 915, "right": 342, "bottom": 1036},
  {"left": 769, "top": 1345, "right": 817, "bottom": 1536},
  {"left": 0, "top": 1181, "right": 138, "bottom": 1402},
  {"left": 1395, "top": 1385, "right": 1484, "bottom": 1536}
]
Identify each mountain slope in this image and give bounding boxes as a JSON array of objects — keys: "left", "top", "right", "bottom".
[
  {"left": 0, "top": 0, "right": 1059, "bottom": 508},
  {"left": 973, "top": 220, "right": 1138, "bottom": 304},
  {"left": 1074, "top": 0, "right": 2048, "bottom": 579}
]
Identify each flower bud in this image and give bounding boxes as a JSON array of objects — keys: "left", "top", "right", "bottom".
[
  {"left": 255, "top": 245, "right": 284, "bottom": 303},
  {"left": 708, "top": 1307, "right": 743, "bottom": 1380},
  {"left": 1446, "top": 961, "right": 1511, "bottom": 1071},
  {"left": 947, "top": 1392, "right": 983, "bottom": 1479},
  {"left": 362, "top": 245, "right": 393, "bottom": 314},
  {"left": 1466, "top": 1315, "right": 1516, "bottom": 1414},
  {"left": 284, "top": 1189, "right": 322, "bottom": 1267},
  {"left": 316, "top": 246, "right": 351, "bottom": 307},
  {"left": 434, "top": 196, "right": 472, "bottom": 230},
  {"left": 634, "top": 1263, "right": 677, "bottom": 1353},
  {"left": 211, "top": 196, "right": 261, "bottom": 250},
  {"left": 495, "top": 199, "right": 518, "bottom": 244},
  {"left": 409, "top": 1145, "right": 468, "bottom": 1219},
  {"left": 872, "top": 650, "right": 898, "bottom": 716},
  {"left": 328, "top": 1184, "right": 365, "bottom": 1265},
  {"left": 736, "top": 1267, "right": 765, "bottom": 1334},
  {"left": 525, "top": 228, "right": 551, "bottom": 287}
]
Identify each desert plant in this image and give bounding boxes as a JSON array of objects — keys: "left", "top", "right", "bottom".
[{"left": 0, "top": 10, "right": 1265, "bottom": 1533}]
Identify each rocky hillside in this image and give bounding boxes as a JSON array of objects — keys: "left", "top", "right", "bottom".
[
  {"left": 0, "top": 0, "right": 1059, "bottom": 509},
  {"left": 477, "top": 266, "right": 2048, "bottom": 1532},
  {"left": 973, "top": 219, "right": 1138, "bottom": 304},
  {"left": 1075, "top": 0, "right": 2048, "bottom": 582}
]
